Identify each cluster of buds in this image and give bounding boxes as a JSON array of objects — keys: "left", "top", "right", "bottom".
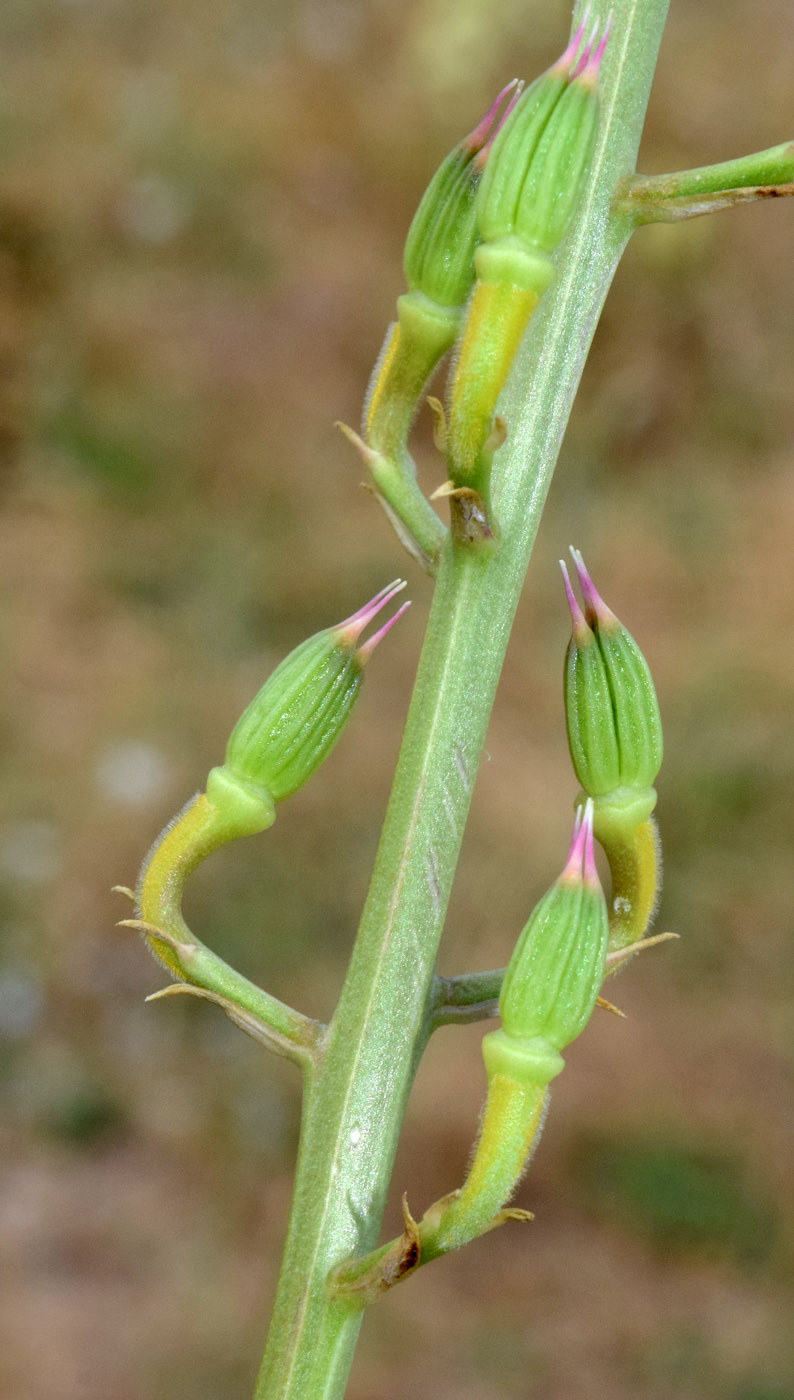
[
  {"left": 345, "top": 14, "right": 609, "bottom": 563},
  {"left": 348, "top": 85, "right": 520, "bottom": 571},
  {"left": 477, "top": 551, "right": 662, "bottom": 1098},
  {"left": 130, "top": 19, "right": 674, "bottom": 1290},
  {"left": 448, "top": 556, "right": 663, "bottom": 1248},
  {"left": 445, "top": 19, "right": 608, "bottom": 527}
]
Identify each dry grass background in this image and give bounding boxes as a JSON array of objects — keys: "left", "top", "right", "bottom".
[{"left": 1, "top": 1, "right": 793, "bottom": 1397}]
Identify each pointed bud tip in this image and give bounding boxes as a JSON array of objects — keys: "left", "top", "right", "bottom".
[
  {"left": 465, "top": 79, "right": 522, "bottom": 159},
  {"left": 555, "top": 8, "right": 591, "bottom": 75},
  {"left": 561, "top": 799, "right": 600, "bottom": 889},
  {"left": 570, "top": 19, "right": 599, "bottom": 79},
  {"left": 561, "top": 803, "right": 587, "bottom": 881},
  {"left": 581, "top": 798, "right": 600, "bottom": 888},
  {"left": 560, "top": 558, "right": 592, "bottom": 642},
  {"left": 577, "top": 17, "right": 610, "bottom": 88},
  {"left": 335, "top": 579, "right": 406, "bottom": 643},
  {"left": 356, "top": 599, "right": 411, "bottom": 665},
  {"left": 473, "top": 80, "right": 524, "bottom": 169},
  {"left": 569, "top": 546, "right": 619, "bottom": 632}
]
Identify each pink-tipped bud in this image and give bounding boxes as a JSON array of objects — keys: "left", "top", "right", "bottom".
[
  {"left": 578, "top": 18, "right": 610, "bottom": 88},
  {"left": 476, "top": 19, "right": 603, "bottom": 256},
  {"left": 554, "top": 9, "right": 591, "bottom": 76},
  {"left": 569, "top": 547, "right": 618, "bottom": 632},
  {"left": 560, "top": 558, "right": 592, "bottom": 643},
  {"left": 562, "top": 548, "right": 663, "bottom": 809},
  {"left": 404, "top": 82, "right": 524, "bottom": 309},
  {"left": 356, "top": 598, "right": 411, "bottom": 665},
  {"left": 498, "top": 800, "right": 608, "bottom": 1053},
  {"left": 206, "top": 582, "right": 409, "bottom": 819},
  {"left": 335, "top": 578, "right": 407, "bottom": 648}
]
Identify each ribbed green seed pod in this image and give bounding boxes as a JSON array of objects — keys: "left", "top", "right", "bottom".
[
  {"left": 498, "top": 800, "right": 608, "bottom": 1053},
  {"left": 443, "top": 24, "right": 607, "bottom": 527},
  {"left": 404, "top": 81, "right": 520, "bottom": 310},
  {"left": 563, "top": 581, "right": 621, "bottom": 798},
  {"left": 561, "top": 551, "right": 663, "bottom": 802},
  {"left": 476, "top": 23, "right": 605, "bottom": 256},
  {"left": 513, "top": 76, "right": 599, "bottom": 252},
  {"left": 224, "top": 636, "right": 360, "bottom": 803},
  {"left": 205, "top": 581, "right": 408, "bottom": 830},
  {"left": 475, "top": 70, "right": 567, "bottom": 247}
]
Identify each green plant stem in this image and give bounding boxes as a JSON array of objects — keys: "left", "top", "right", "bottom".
[
  {"left": 131, "top": 794, "right": 319, "bottom": 1069},
  {"left": 253, "top": 3, "right": 670, "bottom": 1396},
  {"left": 429, "top": 966, "right": 504, "bottom": 1027},
  {"left": 332, "top": 1072, "right": 546, "bottom": 1301},
  {"left": 616, "top": 140, "right": 794, "bottom": 222}
]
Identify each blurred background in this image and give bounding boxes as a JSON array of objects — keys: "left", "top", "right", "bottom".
[{"left": 1, "top": 0, "right": 793, "bottom": 1396}]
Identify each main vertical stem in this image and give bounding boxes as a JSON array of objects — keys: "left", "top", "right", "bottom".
[{"left": 254, "top": 3, "right": 669, "bottom": 1396}]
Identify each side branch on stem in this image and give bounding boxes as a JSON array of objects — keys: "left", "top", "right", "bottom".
[
  {"left": 614, "top": 140, "right": 794, "bottom": 223},
  {"left": 428, "top": 967, "right": 504, "bottom": 1029},
  {"left": 123, "top": 795, "right": 323, "bottom": 1075}
]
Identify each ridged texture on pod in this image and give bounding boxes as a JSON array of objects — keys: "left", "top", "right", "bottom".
[
  {"left": 499, "top": 802, "right": 608, "bottom": 1052},
  {"left": 210, "top": 581, "right": 408, "bottom": 816},
  {"left": 404, "top": 82, "right": 520, "bottom": 309},
  {"left": 562, "top": 551, "right": 663, "bottom": 801},
  {"left": 225, "top": 633, "right": 363, "bottom": 804},
  {"left": 476, "top": 20, "right": 605, "bottom": 254}
]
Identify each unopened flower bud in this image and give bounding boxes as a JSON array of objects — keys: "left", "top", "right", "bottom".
[
  {"left": 484, "top": 802, "right": 608, "bottom": 1087},
  {"left": 475, "top": 21, "right": 606, "bottom": 287},
  {"left": 502, "top": 801, "right": 607, "bottom": 1045},
  {"left": 206, "top": 581, "right": 409, "bottom": 829},
  {"left": 404, "top": 81, "right": 520, "bottom": 310},
  {"left": 562, "top": 551, "right": 662, "bottom": 825},
  {"left": 443, "top": 23, "right": 607, "bottom": 525}
]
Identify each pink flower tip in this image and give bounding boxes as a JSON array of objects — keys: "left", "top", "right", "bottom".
[
  {"left": 577, "top": 16, "right": 610, "bottom": 87},
  {"left": 582, "top": 799, "right": 599, "bottom": 887},
  {"left": 466, "top": 79, "right": 522, "bottom": 159},
  {"left": 560, "top": 559, "right": 591, "bottom": 642},
  {"left": 335, "top": 579, "right": 407, "bottom": 647},
  {"left": 569, "top": 547, "right": 618, "bottom": 632},
  {"left": 562, "top": 799, "right": 600, "bottom": 888},
  {"left": 356, "top": 599, "right": 411, "bottom": 665},
  {"left": 556, "top": 8, "right": 591, "bottom": 76}
]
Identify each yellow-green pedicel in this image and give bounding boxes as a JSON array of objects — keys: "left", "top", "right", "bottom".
[
  {"left": 366, "top": 81, "right": 520, "bottom": 456},
  {"left": 135, "top": 582, "right": 409, "bottom": 977},
  {"left": 446, "top": 23, "right": 607, "bottom": 530},
  {"left": 356, "top": 84, "right": 520, "bottom": 568},
  {"left": 422, "top": 802, "right": 608, "bottom": 1259},
  {"left": 561, "top": 549, "right": 663, "bottom": 951}
]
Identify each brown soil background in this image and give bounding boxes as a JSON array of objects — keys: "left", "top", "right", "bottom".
[{"left": 1, "top": 1, "right": 793, "bottom": 1397}]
